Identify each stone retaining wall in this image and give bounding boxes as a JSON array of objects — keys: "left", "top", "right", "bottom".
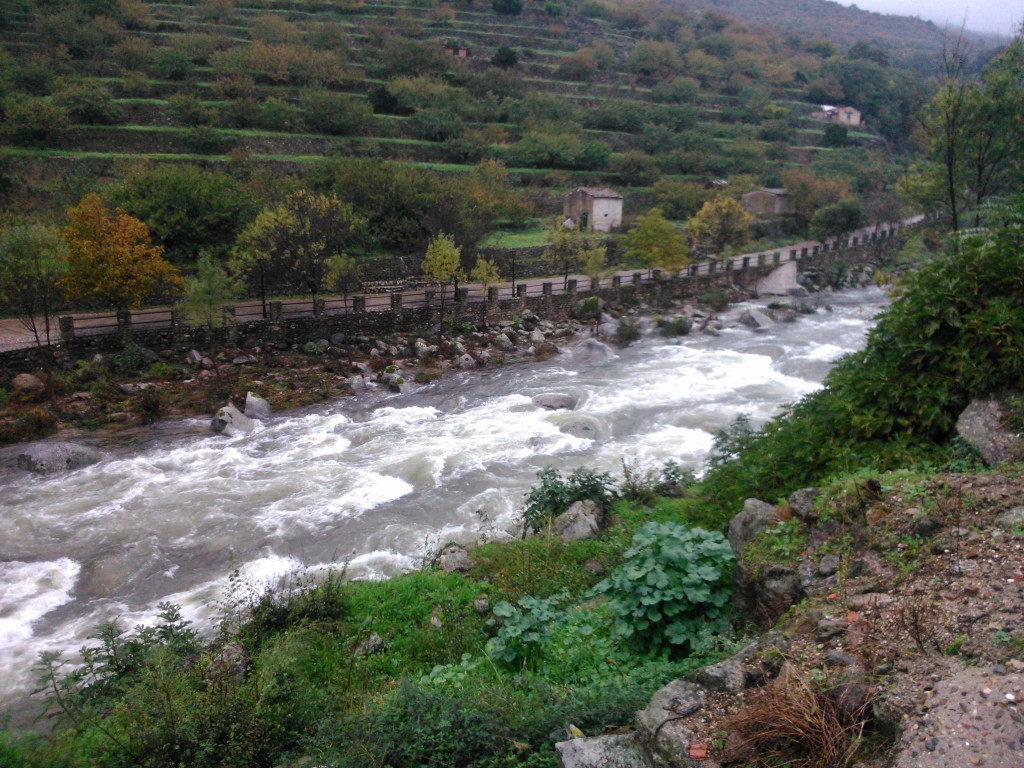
[{"left": 0, "top": 236, "right": 897, "bottom": 376}]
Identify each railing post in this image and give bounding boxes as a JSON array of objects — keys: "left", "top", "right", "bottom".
[
  {"left": 116, "top": 310, "right": 132, "bottom": 339},
  {"left": 567, "top": 279, "right": 577, "bottom": 297},
  {"left": 390, "top": 292, "right": 402, "bottom": 312},
  {"left": 222, "top": 305, "right": 237, "bottom": 345},
  {"left": 351, "top": 295, "right": 365, "bottom": 314},
  {"left": 456, "top": 287, "right": 469, "bottom": 304},
  {"left": 313, "top": 298, "right": 325, "bottom": 317},
  {"left": 487, "top": 286, "right": 499, "bottom": 306},
  {"left": 59, "top": 315, "right": 75, "bottom": 340},
  {"left": 741, "top": 257, "right": 750, "bottom": 269},
  {"left": 612, "top": 274, "right": 621, "bottom": 302},
  {"left": 169, "top": 310, "right": 183, "bottom": 344},
  {"left": 270, "top": 301, "right": 283, "bottom": 321},
  {"left": 590, "top": 276, "right": 600, "bottom": 291},
  {"left": 632, "top": 272, "right": 642, "bottom": 285},
  {"left": 542, "top": 282, "right": 553, "bottom": 313},
  {"left": 424, "top": 289, "right": 435, "bottom": 309},
  {"left": 516, "top": 284, "right": 526, "bottom": 307}
]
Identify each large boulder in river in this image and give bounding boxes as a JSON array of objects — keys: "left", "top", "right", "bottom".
[
  {"left": 243, "top": 392, "right": 272, "bottom": 421},
  {"left": 574, "top": 338, "right": 616, "bottom": 361},
  {"left": 532, "top": 393, "right": 577, "bottom": 410},
  {"left": 738, "top": 308, "right": 774, "bottom": 329},
  {"left": 211, "top": 403, "right": 256, "bottom": 435},
  {"left": 17, "top": 441, "right": 102, "bottom": 474},
  {"left": 955, "top": 393, "right": 1024, "bottom": 466}
]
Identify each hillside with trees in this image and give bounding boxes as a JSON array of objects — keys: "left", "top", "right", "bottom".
[
  {"left": 684, "top": 0, "right": 1005, "bottom": 71},
  {"left": 0, "top": 0, "right": 932, "bottom": 277},
  {"left": 0, "top": 0, "right": 1018, "bottom": 321}
]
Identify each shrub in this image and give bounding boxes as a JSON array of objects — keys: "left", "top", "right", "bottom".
[
  {"left": 615, "top": 318, "right": 641, "bottom": 347},
  {"left": 183, "top": 125, "right": 227, "bottom": 154},
  {"left": 594, "top": 522, "right": 734, "bottom": 653},
  {"left": 0, "top": 95, "right": 69, "bottom": 146},
  {"left": 724, "top": 664, "right": 874, "bottom": 768},
  {"left": 52, "top": 79, "right": 123, "bottom": 125},
  {"left": 619, "top": 458, "right": 695, "bottom": 503},
  {"left": 134, "top": 388, "right": 164, "bottom": 425},
  {"left": 486, "top": 591, "right": 568, "bottom": 670},
  {"left": 522, "top": 466, "right": 615, "bottom": 533},
  {"left": 112, "top": 344, "right": 147, "bottom": 375},
  {"left": 699, "top": 197, "right": 1024, "bottom": 516}
]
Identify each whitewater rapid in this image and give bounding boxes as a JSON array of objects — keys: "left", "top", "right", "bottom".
[{"left": 0, "top": 289, "right": 887, "bottom": 722}]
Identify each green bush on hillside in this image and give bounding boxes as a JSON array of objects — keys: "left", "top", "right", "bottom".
[
  {"left": 699, "top": 196, "right": 1024, "bottom": 515},
  {"left": 522, "top": 466, "right": 616, "bottom": 533}
]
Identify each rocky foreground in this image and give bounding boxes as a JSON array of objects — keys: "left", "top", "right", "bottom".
[{"left": 557, "top": 442, "right": 1024, "bottom": 767}]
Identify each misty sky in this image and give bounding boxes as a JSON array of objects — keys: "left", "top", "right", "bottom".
[{"left": 833, "top": 0, "right": 1020, "bottom": 35}]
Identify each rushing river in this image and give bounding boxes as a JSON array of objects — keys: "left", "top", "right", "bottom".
[{"left": 0, "top": 288, "right": 887, "bottom": 722}]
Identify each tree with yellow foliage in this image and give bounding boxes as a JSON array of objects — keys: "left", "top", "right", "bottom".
[
  {"left": 621, "top": 207, "right": 688, "bottom": 277},
  {"left": 61, "top": 194, "right": 184, "bottom": 311},
  {"left": 688, "top": 196, "right": 754, "bottom": 255}
]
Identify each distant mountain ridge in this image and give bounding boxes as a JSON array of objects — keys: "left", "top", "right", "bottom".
[{"left": 678, "top": 0, "right": 1004, "bottom": 67}]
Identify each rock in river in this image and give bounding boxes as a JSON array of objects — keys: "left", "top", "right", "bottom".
[{"left": 17, "top": 442, "right": 102, "bottom": 474}]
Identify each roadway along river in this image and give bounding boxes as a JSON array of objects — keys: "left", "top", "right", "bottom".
[{"left": 0, "top": 288, "right": 887, "bottom": 723}]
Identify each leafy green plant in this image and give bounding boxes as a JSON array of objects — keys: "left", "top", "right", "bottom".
[
  {"left": 147, "top": 361, "right": 178, "bottom": 380},
  {"left": 486, "top": 591, "right": 569, "bottom": 670},
  {"left": 742, "top": 519, "right": 810, "bottom": 571},
  {"left": 112, "top": 344, "right": 147, "bottom": 375},
  {"left": 522, "top": 466, "right": 615, "bottom": 533},
  {"left": 594, "top": 522, "right": 734, "bottom": 653}
]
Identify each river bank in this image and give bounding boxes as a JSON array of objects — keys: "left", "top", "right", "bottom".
[{"left": 0, "top": 284, "right": 890, "bottom": 731}]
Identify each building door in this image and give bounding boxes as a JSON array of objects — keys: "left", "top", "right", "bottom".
[{"left": 579, "top": 211, "right": 588, "bottom": 231}]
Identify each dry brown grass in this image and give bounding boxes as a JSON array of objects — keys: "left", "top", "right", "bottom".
[{"left": 723, "top": 662, "right": 873, "bottom": 768}]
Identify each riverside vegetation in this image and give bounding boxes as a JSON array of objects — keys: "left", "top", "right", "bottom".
[
  {"left": 1, "top": 196, "right": 1023, "bottom": 767},
  {"left": 2, "top": 1, "right": 1022, "bottom": 439}
]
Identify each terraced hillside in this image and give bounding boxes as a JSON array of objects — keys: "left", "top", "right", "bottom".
[
  {"left": 686, "top": 0, "right": 1005, "bottom": 71},
  {"left": 0, "top": 0, "right": 926, "bottom": 269}
]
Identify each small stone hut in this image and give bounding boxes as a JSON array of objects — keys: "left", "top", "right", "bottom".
[
  {"left": 563, "top": 187, "right": 623, "bottom": 233},
  {"left": 742, "top": 188, "right": 791, "bottom": 217}
]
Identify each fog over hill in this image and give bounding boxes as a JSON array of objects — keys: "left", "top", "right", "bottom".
[{"left": 683, "top": 0, "right": 1006, "bottom": 67}]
